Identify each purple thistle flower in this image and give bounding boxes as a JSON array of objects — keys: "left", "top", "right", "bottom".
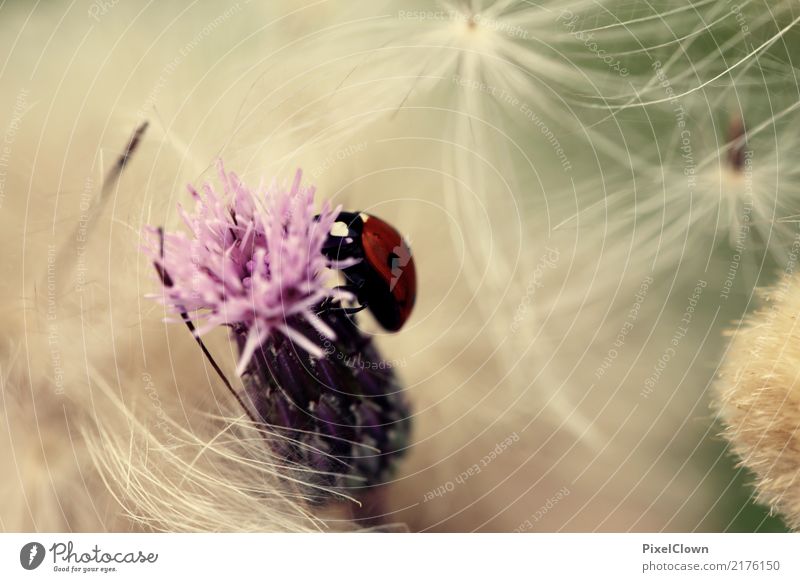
[
  {"left": 145, "top": 161, "right": 356, "bottom": 375},
  {"left": 144, "top": 161, "right": 411, "bottom": 495}
]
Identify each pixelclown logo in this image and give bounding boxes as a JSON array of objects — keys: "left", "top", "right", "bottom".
[{"left": 20, "top": 542, "right": 46, "bottom": 570}]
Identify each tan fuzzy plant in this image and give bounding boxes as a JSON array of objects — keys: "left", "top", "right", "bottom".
[{"left": 714, "top": 273, "right": 800, "bottom": 530}]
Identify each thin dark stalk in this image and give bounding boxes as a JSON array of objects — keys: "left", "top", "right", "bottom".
[
  {"left": 180, "top": 315, "right": 260, "bottom": 425},
  {"left": 155, "top": 226, "right": 258, "bottom": 425}
]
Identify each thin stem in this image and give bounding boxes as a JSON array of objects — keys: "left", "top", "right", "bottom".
[
  {"left": 155, "top": 226, "right": 259, "bottom": 425},
  {"left": 180, "top": 315, "right": 260, "bottom": 425}
]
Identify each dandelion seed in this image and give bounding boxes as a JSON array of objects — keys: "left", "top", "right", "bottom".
[
  {"left": 564, "top": 93, "right": 800, "bottom": 279},
  {"left": 256, "top": 0, "right": 608, "bottom": 151}
]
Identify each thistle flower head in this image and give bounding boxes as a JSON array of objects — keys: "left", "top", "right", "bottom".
[
  {"left": 145, "top": 162, "right": 353, "bottom": 375},
  {"left": 144, "top": 162, "right": 411, "bottom": 497}
]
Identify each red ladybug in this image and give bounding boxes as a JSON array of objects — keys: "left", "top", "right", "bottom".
[{"left": 321, "top": 211, "right": 416, "bottom": 331}]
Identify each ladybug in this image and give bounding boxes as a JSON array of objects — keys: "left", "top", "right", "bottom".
[{"left": 321, "top": 211, "right": 416, "bottom": 331}]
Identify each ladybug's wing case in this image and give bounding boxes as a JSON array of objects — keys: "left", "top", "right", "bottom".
[{"left": 360, "top": 215, "right": 416, "bottom": 330}]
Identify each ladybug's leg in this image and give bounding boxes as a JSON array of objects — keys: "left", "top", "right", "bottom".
[
  {"left": 319, "top": 274, "right": 369, "bottom": 315},
  {"left": 329, "top": 304, "right": 368, "bottom": 316},
  {"left": 318, "top": 291, "right": 368, "bottom": 317},
  {"left": 323, "top": 281, "right": 365, "bottom": 304},
  {"left": 319, "top": 281, "right": 359, "bottom": 304}
]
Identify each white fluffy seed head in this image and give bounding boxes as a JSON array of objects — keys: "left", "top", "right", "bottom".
[{"left": 714, "top": 273, "right": 800, "bottom": 530}]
